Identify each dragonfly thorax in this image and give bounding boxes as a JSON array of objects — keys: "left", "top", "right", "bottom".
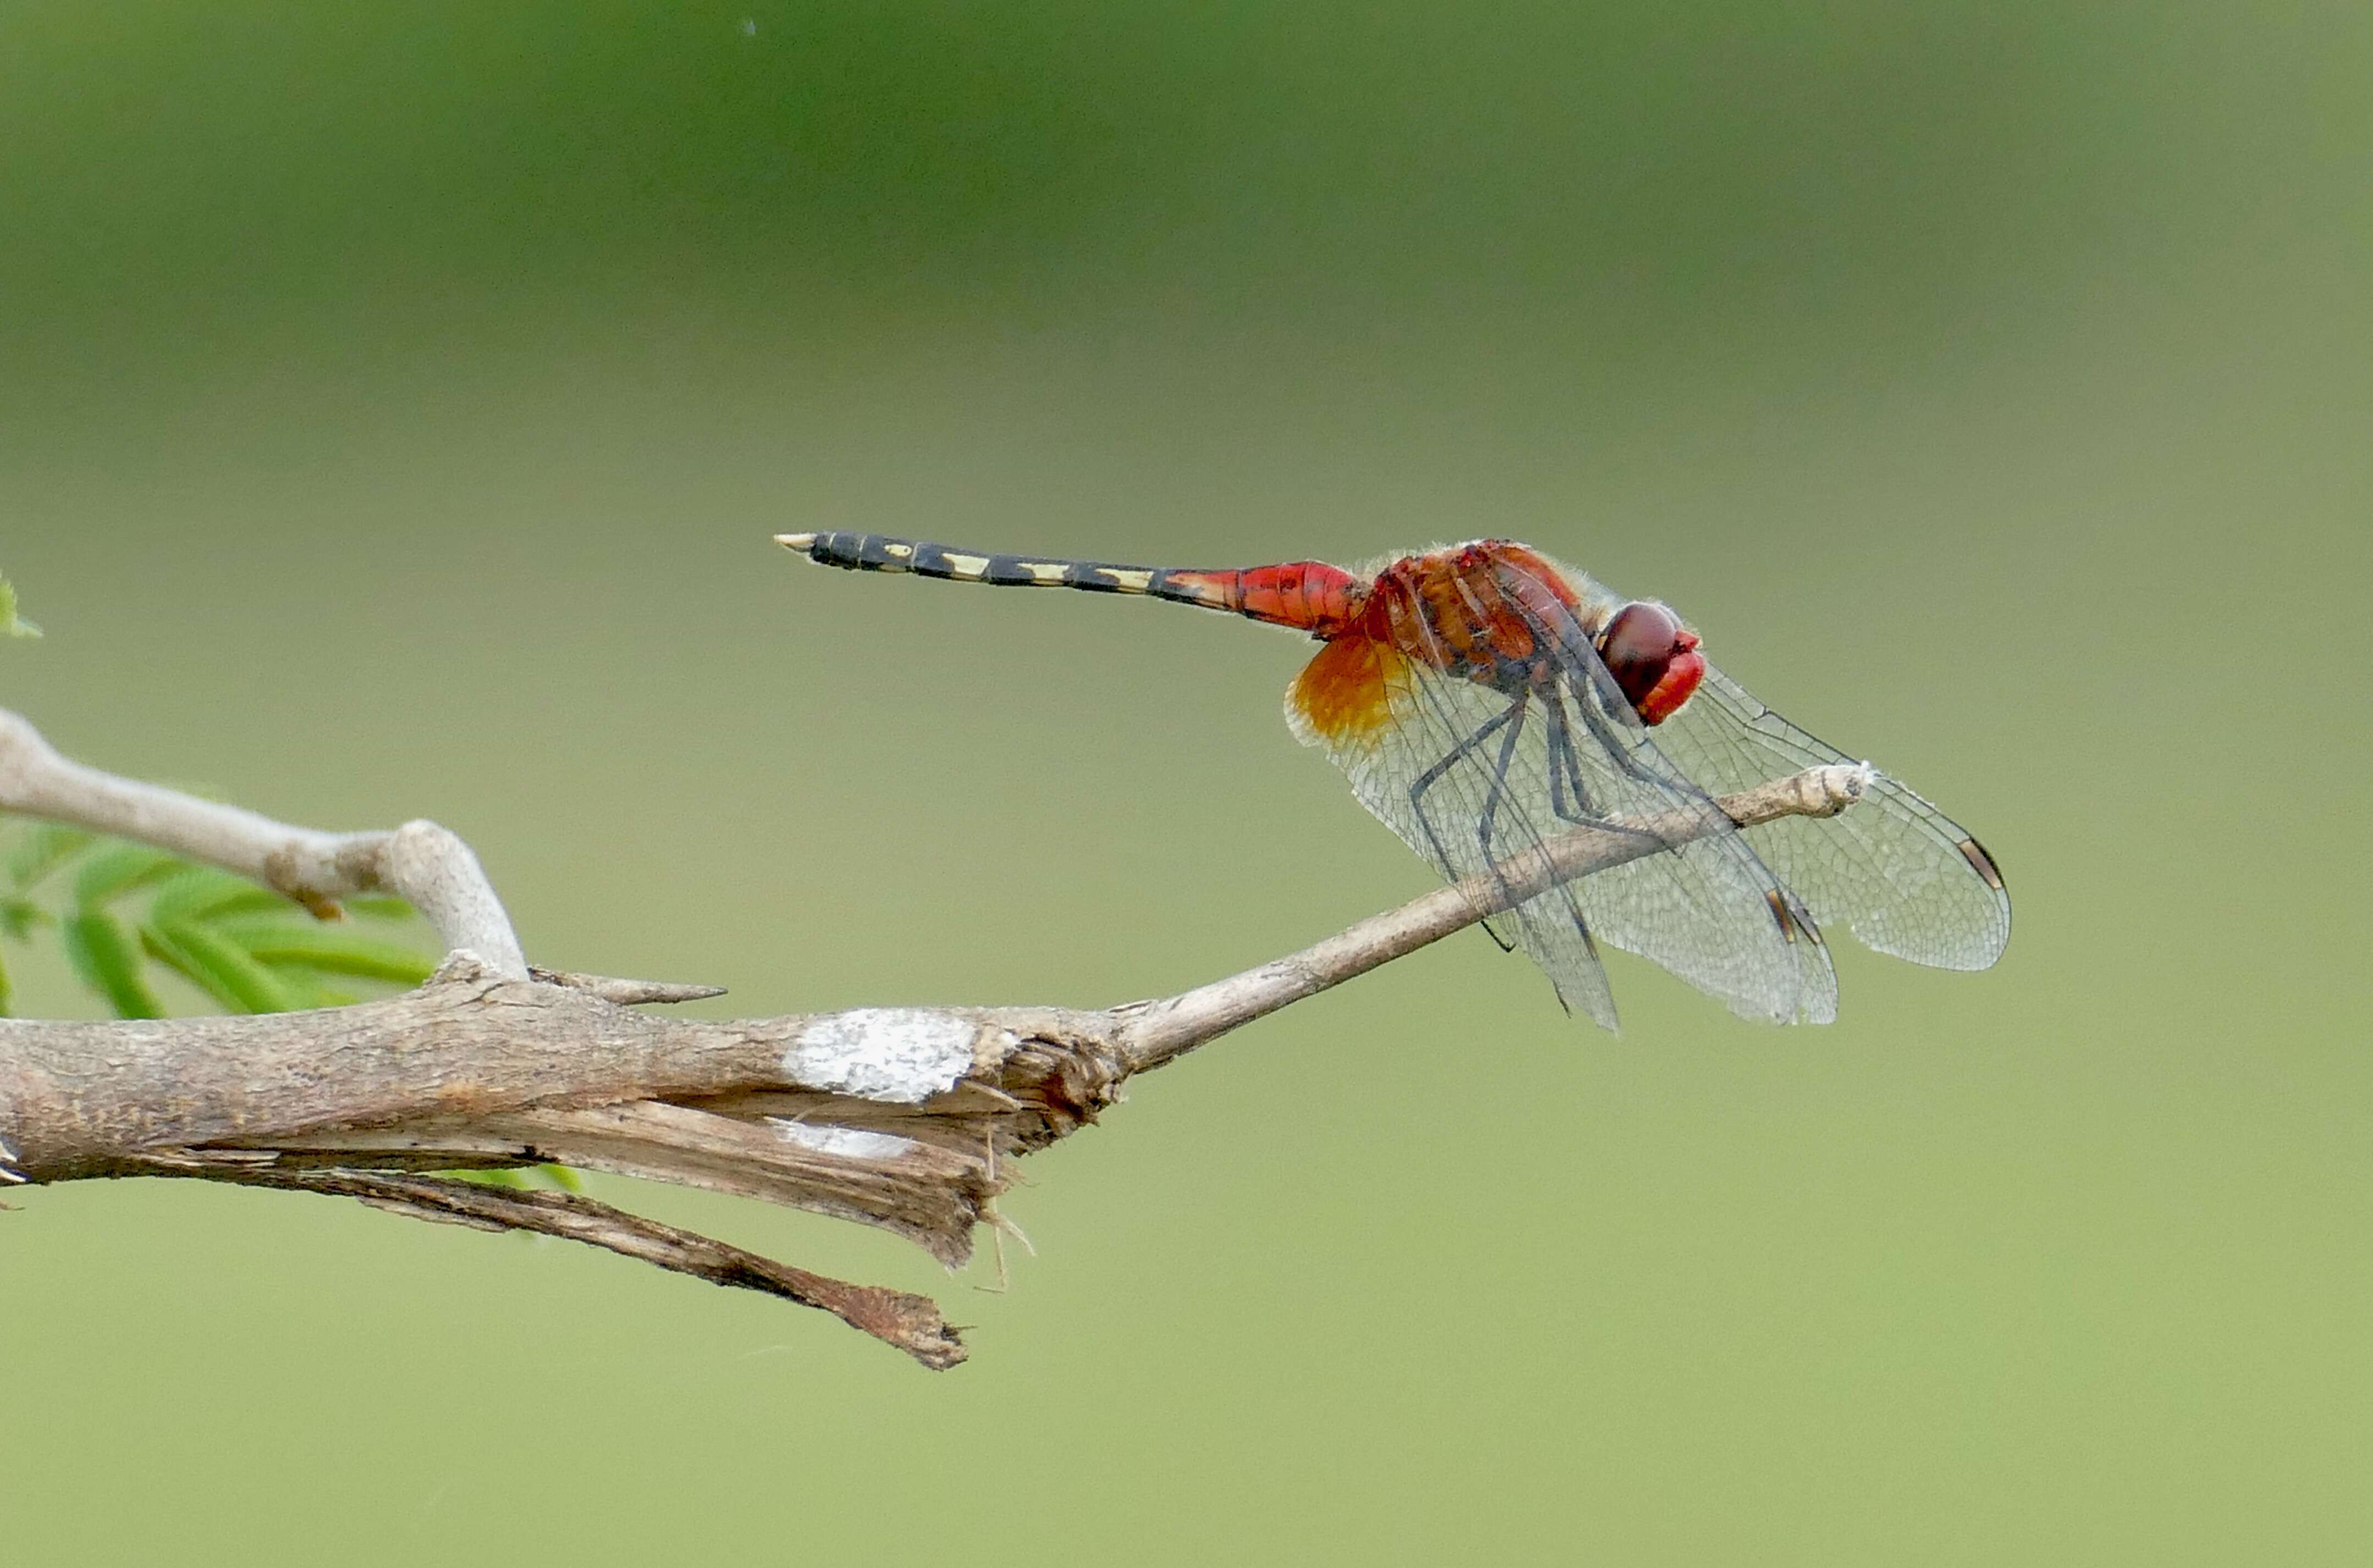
[{"left": 1360, "top": 544, "right": 1705, "bottom": 725}]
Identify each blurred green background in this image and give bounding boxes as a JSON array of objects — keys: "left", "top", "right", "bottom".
[{"left": 3, "top": 0, "right": 2369, "bottom": 1560}]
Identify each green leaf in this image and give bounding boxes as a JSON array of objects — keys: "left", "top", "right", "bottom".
[
  {"left": 63, "top": 910, "right": 163, "bottom": 1018},
  {"left": 144, "top": 919, "right": 301, "bottom": 1014},
  {"left": 145, "top": 866, "right": 293, "bottom": 926},
  {"left": 0, "top": 897, "right": 46, "bottom": 939},
  {"left": 208, "top": 917, "right": 436, "bottom": 984},
  {"left": 0, "top": 940, "right": 12, "bottom": 1017},
  {"left": 343, "top": 897, "right": 418, "bottom": 920},
  {"left": 71, "top": 843, "right": 183, "bottom": 909},
  {"left": 7, "top": 822, "right": 92, "bottom": 890},
  {"left": 0, "top": 574, "right": 38, "bottom": 638}
]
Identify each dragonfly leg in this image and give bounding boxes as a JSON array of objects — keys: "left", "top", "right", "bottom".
[
  {"left": 1562, "top": 669, "right": 1660, "bottom": 785},
  {"left": 1517, "top": 687, "right": 1610, "bottom": 964},
  {"left": 1473, "top": 691, "right": 1532, "bottom": 864},
  {"left": 1407, "top": 696, "right": 1525, "bottom": 875},
  {"left": 1549, "top": 682, "right": 1687, "bottom": 850},
  {"left": 1540, "top": 688, "right": 1596, "bottom": 824},
  {"left": 1408, "top": 695, "right": 1532, "bottom": 952}
]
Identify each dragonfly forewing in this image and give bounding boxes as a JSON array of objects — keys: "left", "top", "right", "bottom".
[{"left": 1649, "top": 665, "right": 2012, "bottom": 970}]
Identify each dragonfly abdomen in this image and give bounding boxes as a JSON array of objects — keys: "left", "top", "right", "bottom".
[{"left": 777, "top": 531, "right": 1360, "bottom": 634}]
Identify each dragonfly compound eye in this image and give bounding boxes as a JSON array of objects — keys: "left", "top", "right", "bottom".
[{"left": 1598, "top": 600, "right": 1706, "bottom": 724}]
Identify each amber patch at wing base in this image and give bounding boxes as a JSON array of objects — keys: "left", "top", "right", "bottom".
[{"left": 1287, "top": 634, "right": 1408, "bottom": 747}]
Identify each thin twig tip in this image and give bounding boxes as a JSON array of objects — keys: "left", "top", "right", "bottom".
[{"left": 529, "top": 968, "right": 729, "bottom": 1004}]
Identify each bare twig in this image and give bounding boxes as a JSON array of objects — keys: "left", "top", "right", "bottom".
[
  {"left": 530, "top": 968, "right": 730, "bottom": 1006},
  {"left": 0, "top": 709, "right": 525, "bottom": 974},
  {"left": 1118, "top": 763, "right": 1871, "bottom": 1068},
  {"left": 0, "top": 706, "right": 1869, "bottom": 1365}
]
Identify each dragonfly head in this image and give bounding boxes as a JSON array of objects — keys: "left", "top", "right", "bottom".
[{"left": 1598, "top": 600, "right": 1705, "bottom": 725}]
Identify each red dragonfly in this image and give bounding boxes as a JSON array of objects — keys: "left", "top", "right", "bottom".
[{"left": 777, "top": 531, "right": 2009, "bottom": 1028}]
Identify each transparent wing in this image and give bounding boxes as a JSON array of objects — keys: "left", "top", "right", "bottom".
[
  {"left": 1286, "top": 581, "right": 1835, "bottom": 1028},
  {"left": 1648, "top": 663, "right": 2012, "bottom": 970},
  {"left": 1291, "top": 633, "right": 1621, "bottom": 1027},
  {"left": 1482, "top": 567, "right": 1837, "bottom": 1026}
]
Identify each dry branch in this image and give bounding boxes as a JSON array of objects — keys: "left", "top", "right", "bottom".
[
  {"left": 136, "top": 1157, "right": 967, "bottom": 1367},
  {"left": 0, "top": 705, "right": 1867, "bottom": 1367}
]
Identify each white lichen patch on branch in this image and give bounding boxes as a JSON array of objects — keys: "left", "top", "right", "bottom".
[
  {"left": 766, "top": 1119, "right": 923, "bottom": 1161},
  {"left": 781, "top": 1008, "right": 987, "bottom": 1103}
]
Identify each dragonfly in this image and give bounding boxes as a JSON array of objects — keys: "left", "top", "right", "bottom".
[{"left": 776, "top": 531, "right": 2009, "bottom": 1029}]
